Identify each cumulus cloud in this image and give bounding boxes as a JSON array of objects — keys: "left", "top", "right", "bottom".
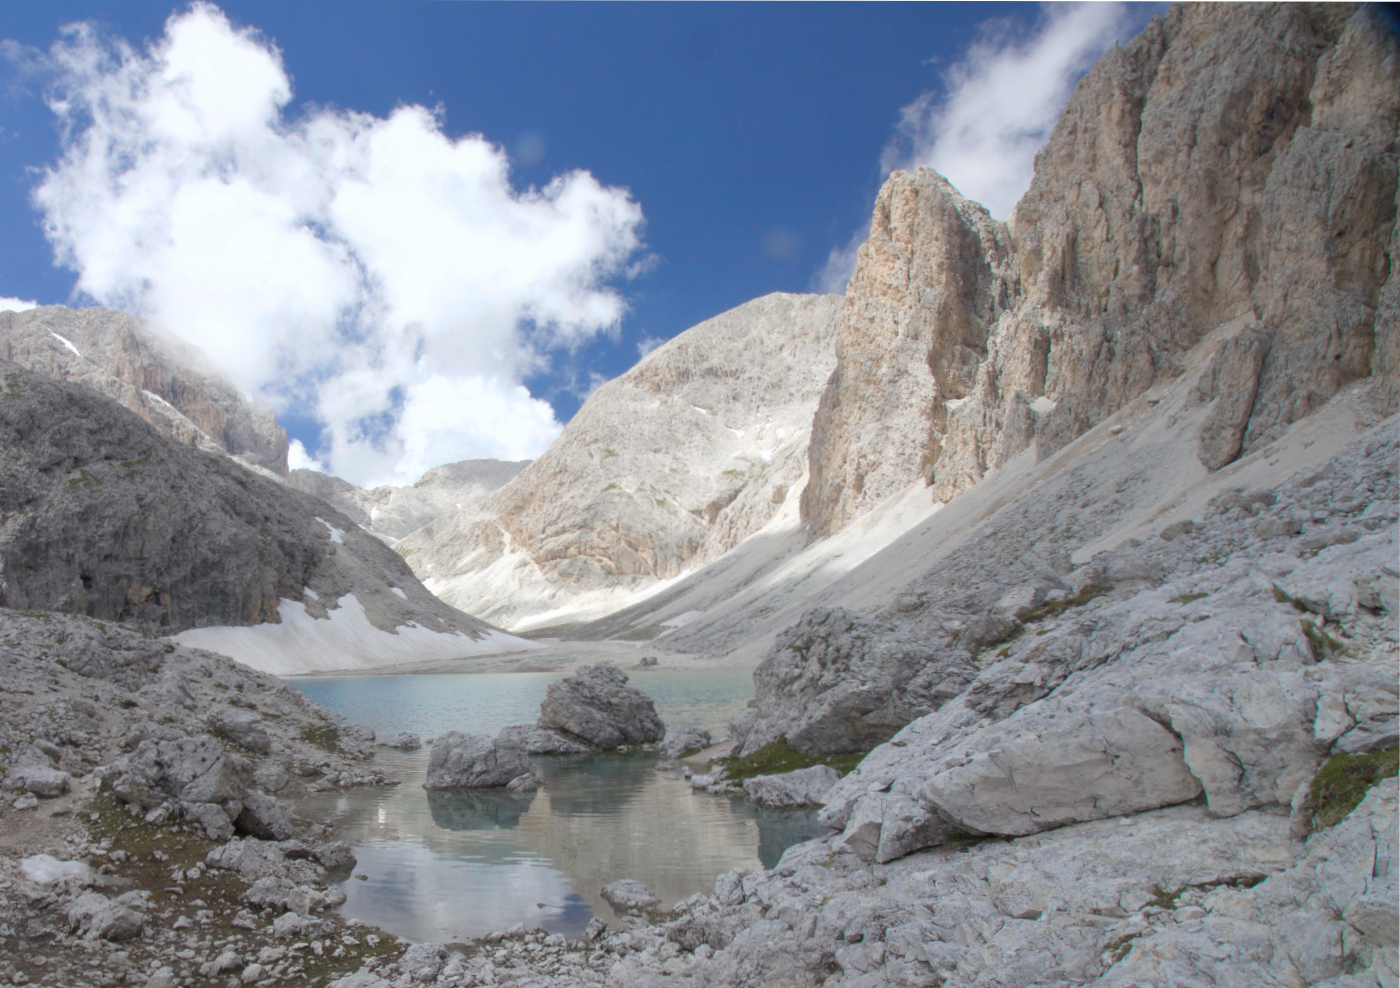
[
  {"left": 883, "top": 3, "right": 1141, "bottom": 220},
  {"left": 0, "top": 297, "right": 37, "bottom": 312},
  {"left": 29, "top": 4, "right": 645, "bottom": 486}
]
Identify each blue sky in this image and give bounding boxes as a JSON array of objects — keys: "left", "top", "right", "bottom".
[{"left": 0, "top": 2, "right": 1152, "bottom": 485}]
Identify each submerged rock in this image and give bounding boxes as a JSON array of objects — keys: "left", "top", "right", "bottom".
[
  {"left": 380, "top": 731, "right": 422, "bottom": 750},
  {"left": 423, "top": 732, "right": 536, "bottom": 789},
  {"left": 741, "top": 764, "right": 841, "bottom": 807},
  {"left": 537, "top": 663, "right": 665, "bottom": 749},
  {"left": 601, "top": 878, "right": 660, "bottom": 913}
]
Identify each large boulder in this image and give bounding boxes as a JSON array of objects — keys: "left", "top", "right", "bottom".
[
  {"left": 423, "top": 733, "right": 536, "bottom": 790},
  {"left": 207, "top": 707, "right": 271, "bottom": 755},
  {"left": 104, "top": 735, "right": 251, "bottom": 810},
  {"left": 66, "top": 890, "right": 148, "bottom": 942},
  {"left": 741, "top": 765, "right": 841, "bottom": 807},
  {"left": 537, "top": 664, "right": 665, "bottom": 749}
]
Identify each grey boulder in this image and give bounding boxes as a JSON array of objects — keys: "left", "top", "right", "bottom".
[
  {"left": 741, "top": 764, "right": 841, "bottom": 807},
  {"left": 423, "top": 732, "right": 536, "bottom": 789},
  {"left": 659, "top": 726, "right": 713, "bottom": 759},
  {"left": 398, "top": 942, "right": 447, "bottom": 983},
  {"left": 67, "top": 890, "right": 147, "bottom": 942},
  {"left": 601, "top": 878, "right": 661, "bottom": 913},
  {"left": 537, "top": 664, "right": 665, "bottom": 749},
  {"left": 208, "top": 707, "right": 271, "bottom": 755}
]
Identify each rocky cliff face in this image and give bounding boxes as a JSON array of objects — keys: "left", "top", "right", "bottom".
[
  {"left": 0, "top": 306, "right": 289, "bottom": 475},
  {"left": 805, "top": 3, "right": 1398, "bottom": 537},
  {"left": 289, "top": 458, "right": 528, "bottom": 543},
  {"left": 0, "top": 362, "right": 521, "bottom": 672},
  {"left": 397, "top": 292, "right": 845, "bottom": 628}
]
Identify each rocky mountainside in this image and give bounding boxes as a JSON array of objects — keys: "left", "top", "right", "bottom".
[
  {"left": 289, "top": 458, "right": 528, "bottom": 543},
  {"left": 397, "top": 292, "right": 845, "bottom": 629},
  {"left": 805, "top": 2, "right": 1398, "bottom": 537},
  {"left": 0, "top": 306, "right": 289, "bottom": 476},
  {"left": 0, "top": 362, "right": 532, "bottom": 674}
]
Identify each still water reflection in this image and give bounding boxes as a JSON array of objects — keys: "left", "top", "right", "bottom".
[{"left": 285, "top": 669, "right": 826, "bottom": 943}]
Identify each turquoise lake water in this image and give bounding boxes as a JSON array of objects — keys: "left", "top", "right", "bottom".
[{"left": 285, "top": 668, "right": 826, "bottom": 943}]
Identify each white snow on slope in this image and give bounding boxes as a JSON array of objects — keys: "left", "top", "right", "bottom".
[
  {"left": 315, "top": 517, "right": 345, "bottom": 543},
  {"left": 141, "top": 389, "right": 173, "bottom": 408},
  {"left": 49, "top": 332, "right": 81, "bottom": 357},
  {"left": 172, "top": 594, "right": 540, "bottom": 676}
]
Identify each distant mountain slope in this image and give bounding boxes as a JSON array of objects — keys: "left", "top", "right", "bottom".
[
  {"left": 289, "top": 458, "right": 529, "bottom": 542},
  {"left": 0, "top": 362, "right": 534, "bottom": 674},
  {"left": 0, "top": 306, "right": 288, "bottom": 475},
  {"left": 396, "top": 292, "right": 845, "bottom": 629}
]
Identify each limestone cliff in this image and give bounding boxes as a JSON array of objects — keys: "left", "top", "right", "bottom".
[
  {"left": 0, "top": 306, "right": 289, "bottom": 475},
  {"left": 397, "top": 292, "right": 845, "bottom": 628},
  {"left": 805, "top": 3, "right": 1398, "bottom": 538}
]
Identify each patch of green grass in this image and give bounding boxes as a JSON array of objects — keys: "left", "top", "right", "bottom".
[
  {"left": 213, "top": 681, "right": 230, "bottom": 690},
  {"left": 1018, "top": 584, "right": 1113, "bottom": 623},
  {"left": 1300, "top": 618, "right": 1344, "bottom": 658},
  {"left": 119, "top": 455, "right": 150, "bottom": 468},
  {"left": 1149, "top": 885, "right": 1183, "bottom": 910},
  {"left": 1169, "top": 592, "right": 1208, "bottom": 605},
  {"left": 1302, "top": 748, "right": 1398, "bottom": 832},
  {"left": 721, "top": 468, "right": 746, "bottom": 478},
  {"left": 1273, "top": 585, "right": 1306, "bottom": 610},
  {"left": 118, "top": 698, "right": 138, "bottom": 709},
  {"left": 712, "top": 735, "right": 865, "bottom": 785},
  {"left": 299, "top": 723, "right": 342, "bottom": 751},
  {"left": 601, "top": 482, "right": 622, "bottom": 493},
  {"left": 601, "top": 448, "right": 619, "bottom": 458}
]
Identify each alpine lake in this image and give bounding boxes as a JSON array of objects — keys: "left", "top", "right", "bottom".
[{"left": 284, "top": 666, "right": 825, "bottom": 943}]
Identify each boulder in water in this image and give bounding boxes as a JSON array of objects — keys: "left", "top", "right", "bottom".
[
  {"left": 424, "top": 732, "right": 536, "bottom": 789},
  {"left": 537, "top": 664, "right": 665, "bottom": 749}
]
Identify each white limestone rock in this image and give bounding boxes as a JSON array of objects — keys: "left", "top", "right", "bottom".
[
  {"left": 423, "top": 732, "right": 536, "bottom": 789},
  {"left": 741, "top": 765, "right": 841, "bottom": 808}
]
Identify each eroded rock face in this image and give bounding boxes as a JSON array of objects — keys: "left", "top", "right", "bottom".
[
  {"left": 536, "top": 664, "right": 665, "bottom": 749},
  {"left": 0, "top": 306, "right": 288, "bottom": 474},
  {"left": 423, "top": 732, "right": 536, "bottom": 790},
  {"left": 806, "top": 4, "right": 1399, "bottom": 537}
]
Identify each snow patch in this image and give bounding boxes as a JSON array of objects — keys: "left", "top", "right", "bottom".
[
  {"left": 316, "top": 517, "right": 345, "bottom": 543},
  {"left": 49, "top": 332, "right": 81, "bottom": 357},
  {"left": 944, "top": 397, "right": 969, "bottom": 410},
  {"left": 1030, "top": 396, "right": 1057, "bottom": 415},
  {"left": 729, "top": 428, "right": 745, "bottom": 439},
  {"left": 21, "top": 855, "right": 91, "bottom": 884},
  {"left": 141, "top": 389, "right": 174, "bottom": 409},
  {"left": 171, "top": 594, "right": 539, "bottom": 676},
  {"left": 391, "top": 587, "right": 408, "bottom": 599},
  {"left": 692, "top": 405, "right": 710, "bottom": 416}
]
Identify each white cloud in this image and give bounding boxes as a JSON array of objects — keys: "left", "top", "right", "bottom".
[
  {"left": 286, "top": 438, "right": 322, "bottom": 472},
  {"left": 883, "top": 3, "right": 1141, "bottom": 220},
  {"left": 810, "top": 229, "right": 865, "bottom": 296},
  {"left": 635, "top": 334, "right": 664, "bottom": 360},
  {"left": 0, "top": 297, "right": 37, "bottom": 312},
  {"left": 30, "top": 4, "right": 645, "bottom": 487}
]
